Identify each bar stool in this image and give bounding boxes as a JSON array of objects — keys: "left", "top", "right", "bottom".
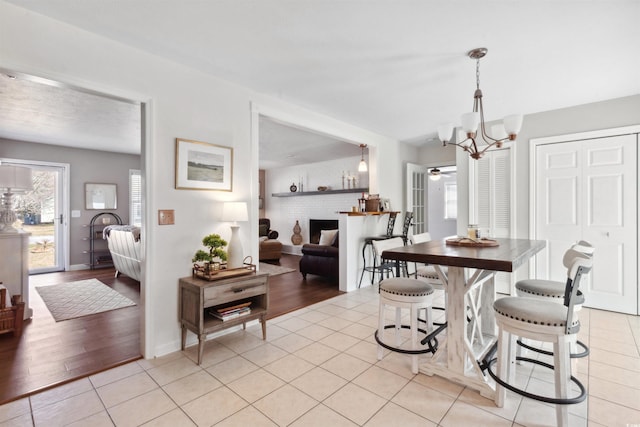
[
  {"left": 411, "top": 232, "right": 448, "bottom": 323},
  {"left": 515, "top": 241, "right": 594, "bottom": 358},
  {"left": 358, "top": 212, "right": 398, "bottom": 287},
  {"left": 389, "top": 211, "right": 414, "bottom": 244},
  {"left": 375, "top": 277, "right": 435, "bottom": 374},
  {"left": 489, "top": 250, "right": 592, "bottom": 427}
]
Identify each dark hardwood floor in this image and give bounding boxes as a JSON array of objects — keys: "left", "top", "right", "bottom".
[
  {"left": 0, "top": 253, "right": 341, "bottom": 404},
  {"left": 265, "top": 253, "right": 343, "bottom": 320},
  {"left": 0, "top": 269, "right": 141, "bottom": 405}
]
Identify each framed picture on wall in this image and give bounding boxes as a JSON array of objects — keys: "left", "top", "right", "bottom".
[
  {"left": 85, "top": 183, "right": 118, "bottom": 209},
  {"left": 175, "top": 138, "right": 233, "bottom": 191}
]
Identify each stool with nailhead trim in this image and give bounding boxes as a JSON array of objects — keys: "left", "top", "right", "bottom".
[
  {"left": 375, "top": 277, "right": 436, "bottom": 374},
  {"left": 515, "top": 241, "right": 593, "bottom": 358},
  {"left": 488, "top": 250, "right": 592, "bottom": 427}
]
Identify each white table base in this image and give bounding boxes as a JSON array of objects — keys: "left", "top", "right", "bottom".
[{"left": 419, "top": 265, "right": 498, "bottom": 399}]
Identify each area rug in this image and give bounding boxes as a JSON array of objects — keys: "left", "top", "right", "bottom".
[
  {"left": 258, "top": 262, "right": 296, "bottom": 276},
  {"left": 36, "top": 278, "right": 136, "bottom": 322}
]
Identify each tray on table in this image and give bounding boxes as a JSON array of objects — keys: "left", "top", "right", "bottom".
[
  {"left": 445, "top": 237, "right": 499, "bottom": 247},
  {"left": 192, "top": 262, "right": 256, "bottom": 281}
]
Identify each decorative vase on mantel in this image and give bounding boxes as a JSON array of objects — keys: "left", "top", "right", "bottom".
[{"left": 291, "top": 220, "right": 303, "bottom": 245}]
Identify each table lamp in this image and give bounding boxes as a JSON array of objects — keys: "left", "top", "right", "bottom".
[
  {"left": 0, "top": 165, "right": 33, "bottom": 234},
  {"left": 221, "top": 201, "right": 248, "bottom": 268}
]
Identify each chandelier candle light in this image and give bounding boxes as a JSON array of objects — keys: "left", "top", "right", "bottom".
[
  {"left": 0, "top": 165, "right": 33, "bottom": 233},
  {"left": 438, "top": 48, "right": 523, "bottom": 160},
  {"left": 221, "top": 201, "right": 248, "bottom": 269}
]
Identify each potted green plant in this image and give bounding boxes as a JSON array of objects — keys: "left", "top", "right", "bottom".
[
  {"left": 192, "top": 234, "right": 228, "bottom": 272},
  {"left": 191, "top": 234, "right": 227, "bottom": 274}
]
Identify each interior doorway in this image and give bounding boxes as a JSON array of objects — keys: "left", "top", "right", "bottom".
[
  {"left": 0, "top": 68, "right": 147, "bottom": 400},
  {"left": 407, "top": 163, "right": 457, "bottom": 239}
]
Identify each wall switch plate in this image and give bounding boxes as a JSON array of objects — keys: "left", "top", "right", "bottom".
[{"left": 158, "top": 209, "right": 175, "bottom": 225}]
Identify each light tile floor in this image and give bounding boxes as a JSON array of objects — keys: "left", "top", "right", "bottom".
[{"left": 1, "top": 286, "right": 639, "bottom": 426}]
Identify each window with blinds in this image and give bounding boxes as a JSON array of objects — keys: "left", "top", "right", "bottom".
[
  {"left": 444, "top": 182, "right": 457, "bottom": 219},
  {"left": 129, "top": 169, "right": 142, "bottom": 227}
]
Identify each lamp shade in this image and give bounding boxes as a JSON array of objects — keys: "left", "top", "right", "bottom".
[
  {"left": 437, "top": 123, "right": 453, "bottom": 144},
  {"left": 461, "top": 112, "right": 480, "bottom": 134},
  {"left": 221, "top": 201, "right": 248, "bottom": 223},
  {"left": 503, "top": 114, "right": 523, "bottom": 135},
  {"left": 0, "top": 165, "right": 33, "bottom": 192},
  {"left": 358, "top": 159, "right": 368, "bottom": 172}
]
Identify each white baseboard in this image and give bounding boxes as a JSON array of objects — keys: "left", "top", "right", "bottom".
[
  {"left": 282, "top": 244, "right": 302, "bottom": 256},
  {"left": 69, "top": 264, "right": 90, "bottom": 271}
]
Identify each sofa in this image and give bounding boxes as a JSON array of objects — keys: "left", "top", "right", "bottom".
[
  {"left": 299, "top": 229, "right": 339, "bottom": 281},
  {"left": 259, "top": 218, "right": 282, "bottom": 262},
  {"left": 104, "top": 225, "right": 142, "bottom": 281}
]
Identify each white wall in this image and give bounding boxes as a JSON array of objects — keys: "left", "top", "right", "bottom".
[
  {"left": 0, "top": 2, "right": 403, "bottom": 358},
  {"left": 264, "top": 155, "right": 368, "bottom": 248}
]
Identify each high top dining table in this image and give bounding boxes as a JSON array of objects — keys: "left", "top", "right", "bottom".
[{"left": 382, "top": 237, "right": 545, "bottom": 399}]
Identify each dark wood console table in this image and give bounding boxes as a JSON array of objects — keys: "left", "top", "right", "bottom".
[{"left": 179, "top": 272, "right": 269, "bottom": 365}]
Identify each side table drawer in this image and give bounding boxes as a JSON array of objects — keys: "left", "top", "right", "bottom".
[{"left": 204, "top": 277, "right": 267, "bottom": 306}]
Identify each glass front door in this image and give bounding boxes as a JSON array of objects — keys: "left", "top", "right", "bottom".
[{"left": 2, "top": 159, "right": 68, "bottom": 273}]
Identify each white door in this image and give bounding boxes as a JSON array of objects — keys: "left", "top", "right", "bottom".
[
  {"left": 472, "top": 148, "right": 513, "bottom": 294},
  {"left": 534, "top": 134, "right": 637, "bottom": 314},
  {"left": 406, "top": 163, "right": 428, "bottom": 235},
  {"left": 1, "top": 159, "right": 69, "bottom": 273}
]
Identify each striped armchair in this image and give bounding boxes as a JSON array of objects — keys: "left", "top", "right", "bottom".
[{"left": 104, "top": 226, "right": 142, "bottom": 281}]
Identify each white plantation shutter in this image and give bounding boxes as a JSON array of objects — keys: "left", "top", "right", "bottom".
[
  {"left": 129, "top": 169, "right": 142, "bottom": 227},
  {"left": 476, "top": 157, "right": 491, "bottom": 229},
  {"left": 471, "top": 147, "right": 513, "bottom": 294},
  {"left": 474, "top": 149, "right": 510, "bottom": 237},
  {"left": 492, "top": 151, "right": 510, "bottom": 237}
]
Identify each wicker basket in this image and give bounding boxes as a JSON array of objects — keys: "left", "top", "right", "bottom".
[{"left": 0, "top": 287, "right": 25, "bottom": 336}]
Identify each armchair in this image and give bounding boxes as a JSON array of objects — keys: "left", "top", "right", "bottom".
[
  {"left": 259, "top": 218, "right": 282, "bottom": 262},
  {"left": 300, "top": 230, "right": 339, "bottom": 281}
]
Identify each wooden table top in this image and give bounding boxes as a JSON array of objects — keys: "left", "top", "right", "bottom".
[{"left": 382, "top": 237, "right": 546, "bottom": 272}]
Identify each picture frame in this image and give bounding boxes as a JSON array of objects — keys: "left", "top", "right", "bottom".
[
  {"left": 85, "top": 183, "right": 117, "bottom": 210},
  {"left": 381, "top": 198, "right": 391, "bottom": 211},
  {"left": 175, "top": 138, "right": 233, "bottom": 191}
]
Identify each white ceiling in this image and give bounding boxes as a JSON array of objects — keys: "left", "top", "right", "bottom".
[{"left": 2, "top": 1, "right": 639, "bottom": 163}]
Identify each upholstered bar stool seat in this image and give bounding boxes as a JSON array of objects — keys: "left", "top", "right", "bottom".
[
  {"left": 376, "top": 277, "right": 435, "bottom": 374},
  {"left": 514, "top": 241, "right": 593, "bottom": 359},
  {"left": 490, "top": 251, "right": 592, "bottom": 427},
  {"left": 416, "top": 264, "right": 448, "bottom": 285}
]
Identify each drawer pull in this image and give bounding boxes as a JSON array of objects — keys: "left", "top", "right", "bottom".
[{"left": 232, "top": 288, "right": 244, "bottom": 293}]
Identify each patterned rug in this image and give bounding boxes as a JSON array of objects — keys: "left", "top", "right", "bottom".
[
  {"left": 258, "top": 262, "right": 296, "bottom": 276},
  {"left": 36, "top": 278, "right": 136, "bottom": 322}
]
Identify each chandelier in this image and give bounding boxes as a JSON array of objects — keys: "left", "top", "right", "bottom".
[{"left": 437, "top": 48, "right": 523, "bottom": 160}]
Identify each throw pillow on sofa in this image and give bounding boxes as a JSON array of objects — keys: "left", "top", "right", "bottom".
[{"left": 319, "top": 229, "right": 338, "bottom": 246}]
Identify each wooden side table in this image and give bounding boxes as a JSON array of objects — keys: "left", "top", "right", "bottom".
[{"left": 179, "top": 272, "right": 269, "bottom": 365}]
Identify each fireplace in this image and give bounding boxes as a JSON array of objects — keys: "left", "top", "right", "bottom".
[{"left": 309, "top": 219, "right": 339, "bottom": 244}]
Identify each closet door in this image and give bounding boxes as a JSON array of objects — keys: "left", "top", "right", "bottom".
[
  {"left": 473, "top": 148, "right": 512, "bottom": 294},
  {"left": 535, "top": 134, "right": 637, "bottom": 314}
]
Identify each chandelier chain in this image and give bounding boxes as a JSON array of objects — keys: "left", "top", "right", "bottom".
[{"left": 476, "top": 58, "right": 481, "bottom": 90}]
